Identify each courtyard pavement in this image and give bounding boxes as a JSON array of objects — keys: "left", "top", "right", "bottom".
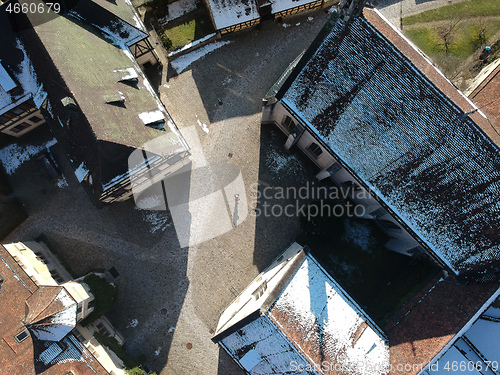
[
  {"left": 5, "top": 8, "right": 329, "bottom": 375},
  {"left": 3, "top": 1, "right": 459, "bottom": 373}
]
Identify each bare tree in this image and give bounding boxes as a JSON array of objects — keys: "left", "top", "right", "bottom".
[
  {"left": 476, "top": 19, "right": 488, "bottom": 45},
  {"left": 437, "top": 19, "right": 461, "bottom": 54}
]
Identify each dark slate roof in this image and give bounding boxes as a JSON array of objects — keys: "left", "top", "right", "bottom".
[{"left": 280, "top": 8, "right": 500, "bottom": 275}]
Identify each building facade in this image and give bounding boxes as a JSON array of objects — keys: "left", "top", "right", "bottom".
[
  {"left": 262, "top": 7, "right": 500, "bottom": 282},
  {"left": 0, "top": 241, "right": 127, "bottom": 374}
]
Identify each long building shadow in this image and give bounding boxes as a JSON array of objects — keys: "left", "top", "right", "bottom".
[
  {"left": 2, "top": 123, "right": 191, "bottom": 373},
  {"left": 178, "top": 9, "right": 332, "bottom": 125}
]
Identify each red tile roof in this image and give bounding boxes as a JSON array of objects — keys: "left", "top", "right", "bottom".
[
  {"left": 468, "top": 63, "right": 500, "bottom": 140},
  {"left": 0, "top": 245, "right": 109, "bottom": 375},
  {"left": 385, "top": 275, "right": 499, "bottom": 374}
]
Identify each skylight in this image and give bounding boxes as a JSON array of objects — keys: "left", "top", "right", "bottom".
[{"left": 14, "top": 328, "right": 30, "bottom": 343}]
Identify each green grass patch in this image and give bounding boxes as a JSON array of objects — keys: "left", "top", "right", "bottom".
[
  {"left": 80, "top": 274, "right": 116, "bottom": 326},
  {"left": 403, "top": 0, "right": 500, "bottom": 26},
  {"left": 164, "top": 13, "right": 214, "bottom": 50},
  {"left": 406, "top": 20, "right": 500, "bottom": 58},
  {"left": 404, "top": 19, "right": 500, "bottom": 74},
  {"left": 297, "top": 200, "right": 440, "bottom": 326}
]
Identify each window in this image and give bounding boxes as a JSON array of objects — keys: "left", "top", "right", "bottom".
[
  {"left": 96, "top": 322, "right": 109, "bottom": 336},
  {"left": 343, "top": 181, "right": 363, "bottom": 192},
  {"left": 380, "top": 219, "right": 401, "bottom": 231},
  {"left": 29, "top": 115, "right": 43, "bottom": 123},
  {"left": 10, "top": 122, "right": 30, "bottom": 134},
  {"left": 307, "top": 142, "right": 323, "bottom": 158},
  {"left": 50, "top": 269, "right": 64, "bottom": 283},
  {"left": 252, "top": 281, "right": 268, "bottom": 300},
  {"left": 74, "top": 331, "right": 85, "bottom": 343},
  {"left": 11, "top": 107, "right": 24, "bottom": 115},
  {"left": 282, "top": 115, "right": 295, "bottom": 131},
  {"left": 370, "top": 207, "right": 386, "bottom": 219}
]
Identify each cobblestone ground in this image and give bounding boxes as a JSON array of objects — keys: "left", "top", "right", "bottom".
[
  {"left": 3, "top": 2, "right": 456, "bottom": 373},
  {"left": 5, "top": 9, "right": 329, "bottom": 375}
]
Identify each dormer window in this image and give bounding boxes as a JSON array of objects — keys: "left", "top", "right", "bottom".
[
  {"left": 139, "top": 110, "right": 165, "bottom": 130},
  {"left": 113, "top": 67, "right": 138, "bottom": 83},
  {"left": 61, "top": 96, "right": 78, "bottom": 111},
  {"left": 103, "top": 91, "right": 125, "bottom": 105}
]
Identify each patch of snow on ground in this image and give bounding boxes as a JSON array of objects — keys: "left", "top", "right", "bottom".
[
  {"left": 170, "top": 40, "right": 231, "bottom": 74},
  {"left": 135, "top": 195, "right": 164, "bottom": 210},
  {"left": 308, "top": 16, "right": 314, "bottom": 21},
  {"left": 155, "top": 347, "right": 162, "bottom": 356},
  {"left": 295, "top": 22, "right": 301, "bottom": 26},
  {"left": 168, "top": 326, "right": 175, "bottom": 334},
  {"left": 282, "top": 23, "right": 290, "bottom": 28},
  {"left": 143, "top": 211, "right": 172, "bottom": 233},
  {"left": 265, "top": 148, "right": 304, "bottom": 179},
  {"left": 0, "top": 138, "right": 57, "bottom": 175},
  {"left": 197, "top": 119, "right": 209, "bottom": 133},
  {"left": 74, "top": 162, "right": 89, "bottom": 183},
  {"left": 56, "top": 175, "right": 68, "bottom": 188},
  {"left": 343, "top": 220, "right": 375, "bottom": 252},
  {"left": 159, "top": 0, "right": 199, "bottom": 23},
  {"left": 127, "top": 319, "right": 138, "bottom": 328}
]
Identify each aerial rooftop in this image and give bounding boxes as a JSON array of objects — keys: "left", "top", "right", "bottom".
[
  {"left": 0, "top": 245, "right": 108, "bottom": 375},
  {"left": 278, "top": 8, "right": 500, "bottom": 276}
]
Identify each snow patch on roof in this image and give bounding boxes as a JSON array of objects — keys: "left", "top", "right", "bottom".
[
  {"left": 207, "top": 0, "right": 259, "bottom": 30},
  {"left": 74, "top": 162, "right": 89, "bottom": 183},
  {"left": 0, "top": 62, "right": 17, "bottom": 91},
  {"left": 0, "top": 138, "right": 57, "bottom": 175},
  {"left": 159, "top": 0, "right": 199, "bottom": 23},
  {"left": 221, "top": 316, "right": 317, "bottom": 374},
  {"left": 271, "top": 0, "right": 315, "bottom": 14},
  {"left": 139, "top": 109, "right": 164, "bottom": 125},
  {"left": 270, "top": 256, "right": 390, "bottom": 375},
  {"left": 15, "top": 40, "right": 43, "bottom": 102}
]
